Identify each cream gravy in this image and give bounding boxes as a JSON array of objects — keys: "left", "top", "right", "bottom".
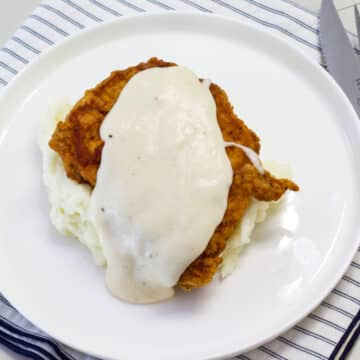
[{"left": 90, "top": 67, "right": 233, "bottom": 303}]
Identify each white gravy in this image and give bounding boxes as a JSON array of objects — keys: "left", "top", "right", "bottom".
[
  {"left": 90, "top": 66, "right": 233, "bottom": 304},
  {"left": 224, "top": 141, "right": 264, "bottom": 175}
]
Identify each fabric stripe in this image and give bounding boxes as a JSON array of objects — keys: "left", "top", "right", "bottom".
[
  {"left": 177, "top": 0, "right": 213, "bottom": 12},
  {"left": 209, "top": 0, "right": 320, "bottom": 51},
  {"left": 39, "top": 4, "right": 85, "bottom": 29},
  {"left": 144, "top": 0, "right": 175, "bottom": 10},
  {"left": 237, "top": 356, "right": 251, "bottom": 360},
  {"left": 293, "top": 325, "right": 336, "bottom": 346},
  {"left": 0, "top": 328, "right": 58, "bottom": 360},
  {"left": 343, "top": 275, "right": 360, "bottom": 287},
  {"left": 59, "top": 0, "right": 103, "bottom": 22},
  {"left": 11, "top": 36, "right": 41, "bottom": 54},
  {"left": 30, "top": 14, "right": 70, "bottom": 36},
  {"left": 236, "top": 355, "right": 252, "bottom": 360},
  {"left": 321, "top": 301, "right": 354, "bottom": 319},
  {"left": 0, "top": 334, "right": 45, "bottom": 360},
  {"left": 0, "top": 48, "right": 29, "bottom": 64},
  {"left": 329, "top": 310, "right": 360, "bottom": 359},
  {"left": 278, "top": 336, "right": 327, "bottom": 360},
  {"left": 0, "top": 318, "right": 73, "bottom": 360},
  {"left": 351, "top": 261, "right": 360, "bottom": 269},
  {"left": 308, "top": 314, "right": 346, "bottom": 333},
  {"left": 242, "top": 0, "right": 318, "bottom": 33},
  {"left": 114, "top": 0, "right": 145, "bottom": 12},
  {"left": 89, "top": 0, "right": 122, "bottom": 16},
  {"left": 279, "top": 0, "right": 317, "bottom": 15},
  {"left": 0, "top": 78, "right": 8, "bottom": 86},
  {"left": 0, "top": 295, "right": 12, "bottom": 307},
  {"left": 0, "top": 61, "right": 17, "bottom": 75},
  {"left": 340, "top": 323, "right": 360, "bottom": 359},
  {"left": 21, "top": 25, "right": 54, "bottom": 45},
  {"left": 259, "top": 346, "right": 287, "bottom": 360},
  {"left": 333, "top": 289, "right": 360, "bottom": 305}
]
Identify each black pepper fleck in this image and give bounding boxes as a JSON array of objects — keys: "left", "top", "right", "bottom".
[
  {"left": 101, "top": 207, "right": 105, "bottom": 212},
  {"left": 108, "top": 134, "right": 113, "bottom": 138}
]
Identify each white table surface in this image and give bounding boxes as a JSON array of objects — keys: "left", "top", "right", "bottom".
[{"left": 0, "top": 0, "right": 359, "bottom": 359}]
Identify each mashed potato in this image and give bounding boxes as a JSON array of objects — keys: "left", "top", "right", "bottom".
[
  {"left": 39, "top": 104, "right": 290, "bottom": 277},
  {"left": 39, "top": 103, "right": 105, "bottom": 266},
  {"left": 220, "top": 161, "right": 291, "bottom": 278}
]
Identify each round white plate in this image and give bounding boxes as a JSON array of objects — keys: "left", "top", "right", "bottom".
[{"left": 0, "top": 13, "right": 359, "bottom": 360}]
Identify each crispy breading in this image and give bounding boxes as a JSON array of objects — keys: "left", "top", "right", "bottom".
[
  {"left": 178, "top": 84, "right": 298, "bottom": 289},
  {"left": 49, "top": 58, "right": 175, "bottom": 186},
  {"left": 49, "top": 58, "right": 299, "bottom": 291}
]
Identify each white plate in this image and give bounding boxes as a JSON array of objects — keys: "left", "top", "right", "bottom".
[{"left": 0, "top": 13, "right": 359, "bottom": 360}]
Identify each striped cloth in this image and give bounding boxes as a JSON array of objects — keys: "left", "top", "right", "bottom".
[{"left": 0, "top": 0, "right": 359, "bottom": 359}]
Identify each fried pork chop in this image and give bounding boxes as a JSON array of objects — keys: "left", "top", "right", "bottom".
[{"left": 49, "top": 58, "right": 299, "bottom": 291}]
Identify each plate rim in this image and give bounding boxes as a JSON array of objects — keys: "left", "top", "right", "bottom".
[{"left": 0, "top": 11, "right": 360, "bottom": 360}]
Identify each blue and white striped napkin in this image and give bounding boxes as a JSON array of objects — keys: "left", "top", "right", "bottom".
[{"left": 0, "top": 1, "right": 359, "bottom": 359}]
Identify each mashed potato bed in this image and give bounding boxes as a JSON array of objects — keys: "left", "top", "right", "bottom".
[{"left": 39, "top": 104, "right": 292, "bottom": 280}]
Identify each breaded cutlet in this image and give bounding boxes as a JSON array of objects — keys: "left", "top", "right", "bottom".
[{"left": 49, "top": 57, "right": 299, "bottom": 290}]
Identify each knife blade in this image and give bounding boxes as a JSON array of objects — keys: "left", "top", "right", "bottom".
[
  {"left": 319, "top": 0, "right": 360, "bottom": 118},
  {"left": 355, "top": 6, "right": 360, "bottom": 49}
]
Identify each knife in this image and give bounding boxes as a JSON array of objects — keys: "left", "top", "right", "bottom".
[
  {"left": 319, "top": 0, "right": 360, "bottom": 118},
  {"left": 355, "top": 6, "right": 360, "bottom": 49}
]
